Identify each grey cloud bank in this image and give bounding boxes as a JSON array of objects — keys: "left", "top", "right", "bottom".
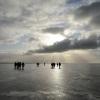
[
  {"left": 42, "top": 27, "right": 65, "bottom": 34},
  {"left": 27, "top": 34, "right": 100, "bottom": 53}
]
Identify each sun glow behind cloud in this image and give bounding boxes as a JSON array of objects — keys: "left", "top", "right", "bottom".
[{"left": 41, "top": 34, "right": 66, "bottom": 46}]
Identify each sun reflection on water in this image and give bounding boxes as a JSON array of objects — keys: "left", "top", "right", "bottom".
[
  {"left": 53, "top": 67, "right": 61, "bottom": 80},
  {"left": 51, "top": 66, "right": 63, "bottom": 86},
  {"left": 50, "top": 66, "right": 65, "bottom": 97}
]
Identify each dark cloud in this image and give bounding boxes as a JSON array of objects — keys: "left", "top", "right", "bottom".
[
  {"left": 28, "top": 37, "right": 36, "bottom": 42},
  {"left": 76, "top": 1, "right": 100, "bottom": 17},
  {"left": 27, "top": 34, "right": 100, "bottom": 53},
  {"left": 90, "top": 15, "right": 100, "bottom": 27},
  {"left": 75, "top": 1, "right": 100, "bottom": 27},
  {"left": 42, "top": 27, "right": 65, "bottom": 34},
  {"left": 72, "top": 34, "right": 98, "bottom": 49}
]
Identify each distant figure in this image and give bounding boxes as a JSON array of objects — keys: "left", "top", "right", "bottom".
[
  {"left": 51, "top": 63, "right": 53, "bottom": 69},
  {"left": 17, "top": 62, "right": 21, "bottom": 70},
  {"left": 22, "top": 62, "right": 25, "bottom": 70},
  {"left": 36, "top": 62, "right": 40, "bottom": 67},
  {"left": 44, "top": 62, "right": 46, "bottom": 66},
  {"left": 14, "top": 62, "right": 17, "bottom": 69},
  {"left": 57, "top": 63, "right": 59, "bottom": 67},
  {"left": 53, "top": 63, "right": 55, "bottom": 68},
  {"left": 51, "top": 62, "right": 55, "bottom": 69},
  {"left": 58, "top": 62, "right": 61, "bottom": 69}
]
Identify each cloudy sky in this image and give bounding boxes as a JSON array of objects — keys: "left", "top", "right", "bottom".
[{"left": 0, "top": 0, "right": 100, "bottom": 62}]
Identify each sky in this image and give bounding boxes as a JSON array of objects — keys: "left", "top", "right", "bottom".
[{"left": 0, "top": 0, "right": 100, "bottom": 63}]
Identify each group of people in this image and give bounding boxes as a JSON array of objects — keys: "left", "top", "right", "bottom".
[
  {"left": 14, "top": 62, "right": 25, "bottom": 70},
  {"left": 51, "top": 62, "right": 61, "bottom": 69},
  {"left": 14, "top": 62, "right": 61, "bottom": 70},
  {"left": 36, "top": 62, "right": 61, "bottom": 69}
]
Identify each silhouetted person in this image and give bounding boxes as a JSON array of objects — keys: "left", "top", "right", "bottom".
[
  {"left": 57, "top": 63, "right": 59, "bottom": 67},
  {"left": 36, "top": 62, "right": 40, "bottom": 67},
  {"left": 44, "top": 62, "right": 45, "bottom": 66},
  {"left": 53, "top": 63, "right": 55, "bottom": 68},
  {"left": 58, "top": 62, "right": 61, "bottom": 69},
  {"left": 22, "top": 62, "right": 25, "bottom": 70},
  {"left": 51, "top": 62, "right": 55, "bottom": 69},
  {"left": 14, "top": 62, "right": 17, "bottom": 70},
  {"left": 51, "top": 63, "right": 53, "bottom": 69},
  {"left": 17, "top": 62, "right": 21, "bottom": 70}
]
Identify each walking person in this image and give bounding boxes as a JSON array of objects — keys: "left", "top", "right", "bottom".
[
  {"left": 22, "top": 62, "right": 25, "bottom": 70},
  {"left": 14, "top": 62, "right": 17, "bottom": 70},
  {"left": 44, "top": 62, "right": 46, "bottom": 66},
  {"left": 58, "top": 62, "right": 61, "bottom": 69},
  {"left": 36, "top": 62, "right": 40, "bottom": 67}
]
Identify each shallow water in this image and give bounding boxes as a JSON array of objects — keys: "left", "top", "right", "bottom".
[{"left": 0, "top": 63, "right": 100, "bottom": 100}]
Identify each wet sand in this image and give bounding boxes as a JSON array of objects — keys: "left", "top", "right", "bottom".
[{"left": 0, "top": 63, "right": 100, "bottom": 100}]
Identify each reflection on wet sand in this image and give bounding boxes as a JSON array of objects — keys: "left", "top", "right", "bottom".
[{"left": 0, "top": 64, "right": 100, "bottom": 100}]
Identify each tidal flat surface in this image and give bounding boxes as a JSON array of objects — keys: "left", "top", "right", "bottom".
[{"left": 0, "top": 63, "right": 100, "bottom": 100}]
